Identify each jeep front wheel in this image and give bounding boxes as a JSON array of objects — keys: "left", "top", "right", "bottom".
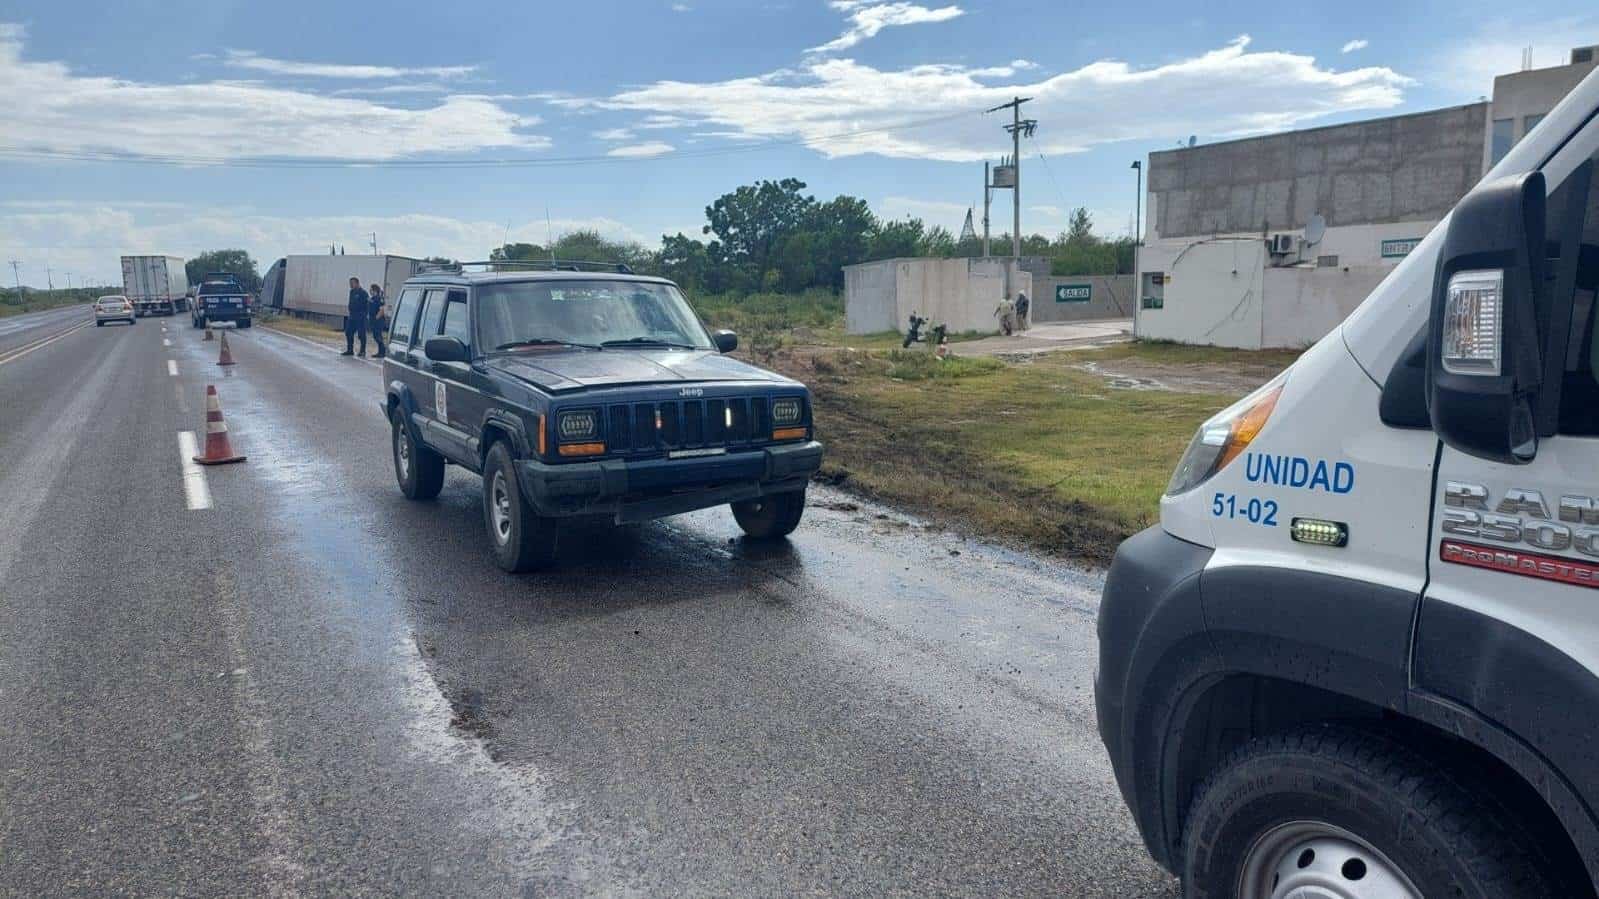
[
  {"left": 391, "top": 408, "right": 444, "bottom": 500},
  {"left": 1183, "top": 725, "right": 1557, "bottom": 899},
  {"left": 732, "top": 489, "right": 806, "bottom": 539},
  {"left": 483, "top": 442, "right": 558, "bottom": 572}
]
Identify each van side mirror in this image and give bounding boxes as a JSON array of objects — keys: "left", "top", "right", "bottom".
[
  {"left": 424, "top": 335, "right": 470, "bottom": 363},
  {"left": 1427, "top": 171, "right": 1546, "bottom": 464},
  {"left": 713, "top": 329, "right": 738, "bottom": 353}
]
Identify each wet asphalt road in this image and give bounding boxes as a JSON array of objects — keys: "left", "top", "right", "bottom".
[{"left": 0, "top": 309, "right": 1179, "bottom": 897}]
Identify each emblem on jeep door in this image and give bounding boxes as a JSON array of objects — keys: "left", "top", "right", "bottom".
[{"left": 679, "top": 387, "right": 704, "bottom": 398}]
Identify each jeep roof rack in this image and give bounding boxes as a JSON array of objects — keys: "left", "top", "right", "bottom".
[{"left": 418, "top": 259, "right": 635, "bottom": 275}]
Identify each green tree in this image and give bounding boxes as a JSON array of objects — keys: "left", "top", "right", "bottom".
[
  {"left": 866, "top": 217, "right": 925, "bottom": 261},
  {"left": 918, "top": 225, "right": 957, "bottom": 258},
  {"left": 703, "top": 178, "right": 816, "bottom": 289},
  {"left": 1066, "top": 207, "right": 1094, "bottom": 245},
  {"left": 186, "top": 249, "right": 261, "bottom": 292}
]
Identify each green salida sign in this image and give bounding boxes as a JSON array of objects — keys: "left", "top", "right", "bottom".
[{"left": 1055, "top": 283, "right": 1092, "bottom": 303}]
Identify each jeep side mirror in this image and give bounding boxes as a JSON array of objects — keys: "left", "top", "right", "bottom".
[
  {"left": 424, "top": 335, "right": 470, "bottom": 363},
  {"left": 713, "top": 330, "right": 738, "bottom": 353},
  {"left": 1426, "top": 171, "right": 1546, "bottom": 464}
]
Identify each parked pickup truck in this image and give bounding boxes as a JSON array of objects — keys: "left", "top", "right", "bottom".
[{"left": 191, "top": 273, "right": 253, "bottom": 329}]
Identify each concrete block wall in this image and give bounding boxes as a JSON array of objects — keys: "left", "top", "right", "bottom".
[
  {"left": 843, "top": 257, "right": 1033, "bottom": 335},
  {"left": 1030, "top": 275, "right": 1134, "bottom": 322},
  {"left": 1147, "top": 103, "right": 1486, "bottom": 241}
]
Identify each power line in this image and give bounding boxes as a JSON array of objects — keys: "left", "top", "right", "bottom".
[{"left": 0, "top": 107, "right": 986, "bottom": 170}]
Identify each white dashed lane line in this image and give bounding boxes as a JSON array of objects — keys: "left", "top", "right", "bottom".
[
  {"left": 163, "top": 338, "right": 171, "bottom": 347},
  {"left": 167, "top": 359, "right": 179, "bottom": 377},
  {"left": 176, "top": 431, "right": 213, "bottom": 511}
]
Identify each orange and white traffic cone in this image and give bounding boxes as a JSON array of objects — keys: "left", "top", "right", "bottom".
[
  {"left": 217, "top": 331, "right": 236, "bottom": 366},
  {"left": 193, "top": 385, "right": 246, "bottom": 465}
]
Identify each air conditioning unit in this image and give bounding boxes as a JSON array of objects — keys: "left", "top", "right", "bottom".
[{"left": 1268, "top": 234, "right": 1296, "bottom": 255}]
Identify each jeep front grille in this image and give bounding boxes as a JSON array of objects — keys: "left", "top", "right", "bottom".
[{"left": 602, "top": 396, "right": 772, "bottom": 455}]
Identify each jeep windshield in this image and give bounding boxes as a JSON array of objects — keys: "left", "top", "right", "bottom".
[{"left": 477, "top": 280, "right": 713, "bottom": 353}]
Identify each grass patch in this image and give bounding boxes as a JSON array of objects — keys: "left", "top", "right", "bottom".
[
  {"left": 259, "top": 311, "right": 344, "bottom": 345},
  {"left": 803, "top": 349, "right": 1244, "bottom": 564},
  {"left": 1081, "top": 339, "right": 1304, "bottom": 369}
]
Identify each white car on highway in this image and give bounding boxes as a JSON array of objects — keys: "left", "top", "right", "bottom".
[{"left": 94, "top": 295, "right": 136, "bottom": 326}]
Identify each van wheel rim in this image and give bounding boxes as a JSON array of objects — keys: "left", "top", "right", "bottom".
[
  {"left": 490, "top": 471, "right": 512, "bottom": 544},
  {"left": 1239, "top": 821, "right": 1420, "bottom": 899}
]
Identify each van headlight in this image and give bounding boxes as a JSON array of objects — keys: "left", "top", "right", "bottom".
[
  {"left": 1166, "top": 372, "right": 1287, "bottom": 495},
  {"left": 557, "top": 409, "right": 598, "bottom": 441},
  {"left": 772, "top": 397, "right": 803, "bottom": 425}
]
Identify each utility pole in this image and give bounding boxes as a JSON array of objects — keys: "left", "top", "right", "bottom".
[
  {"left": 1130, "top": 160, "right": 1142, "bottom": 245},
  {"left": 982, "top": 161, "right": 992, "bottom": 257},
  {"left": 987, "top": 96, "right": 1035, "bottom": 261},
  {"left": 46, "top": 266, "right": 53, "bottom": 291},
  {"left": 9, "top": 260, "right": 22, "bottom": 297},
  {"left": 370, "top": 232, "right": 379, "bottom": 255}
]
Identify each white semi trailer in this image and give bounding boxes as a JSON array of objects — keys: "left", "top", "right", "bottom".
[
  {"left": 261, "top": 255, "right": 420, "bottom": 322},
  {"left": 120, "top": 255, "right": 189, "bottom": 317}
]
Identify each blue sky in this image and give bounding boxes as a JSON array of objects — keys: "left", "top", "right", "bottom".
[{"left": 1, "top": 0, "right": 1596, "bottom": 287}]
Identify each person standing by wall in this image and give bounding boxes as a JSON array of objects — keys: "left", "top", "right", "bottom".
[
  {"left": 343, "top": 276, "right": 369, "bottom": 357},
  {"left": 368, "top": 282, "right": 388, "bottom": 359},
  {"left": 1014, "top": 290, "right": 1031, "bottom": 332}
]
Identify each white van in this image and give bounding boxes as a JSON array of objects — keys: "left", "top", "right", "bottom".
[{"left": 1097, "top": 69, "right": 1599, "bottom": 897}]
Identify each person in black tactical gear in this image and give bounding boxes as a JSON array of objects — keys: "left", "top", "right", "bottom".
[
  {"left": 1014, "top": 290, "right": 1031, "bottom": 332},
  {"left": 367, "top": 282, "right": 388, "bottom": 359},
  {"left": 343, "top": 276, "right": 369, "bottom": 356}
]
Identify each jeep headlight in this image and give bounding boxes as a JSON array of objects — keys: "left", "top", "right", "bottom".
[
  {"left": 557, "top": 409, "right": 598, "bottom": 441},
  {"left": 772, "top": 397, "right": 803, "bottom": 426},
  {"left": 1166, "top": 372, "right": 1286, "bottom": 496}
]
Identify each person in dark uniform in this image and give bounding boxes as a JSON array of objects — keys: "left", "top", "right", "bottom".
[
  {"left": 1014, "top": 290, "right": 1031, "bottom": 331},
  {"left": 367, "top": 282, "right": 388, "bottom": 359},
  {"left": 342, "top": 276, "right": 369, "bottom": 356}
]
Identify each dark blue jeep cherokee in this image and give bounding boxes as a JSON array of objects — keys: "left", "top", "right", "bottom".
[{"left": 380, "top": 261, "right": 824, "bottom": 571}]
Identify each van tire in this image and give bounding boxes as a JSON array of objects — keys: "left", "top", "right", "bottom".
[
  {"left": 483, "top": 441, "right": 558, "bottom": 572},
  {"left": 732, "top": 489, "right": 806, "bottom": 539},
  {"left": 391, "top": 408, "right": 444, "bottom": 501},
  {"left": 1182, "top": 724, "right": 1558, "bottom": 899}
]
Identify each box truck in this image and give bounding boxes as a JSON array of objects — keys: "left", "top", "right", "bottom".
[
  {"left": 120, "top": 255, "right": 189, "bottom": 317},
  {"left": 1096, "top": 67, "right": 1599, "bottom": 897},
  {"left": 260, "top": 255, "right": 420, "bottom": 322}
]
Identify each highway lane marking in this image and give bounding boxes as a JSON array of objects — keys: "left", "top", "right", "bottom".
[
  {"left": 0, "top": 320, "right": 92, "bottom": 367},
  {"left": 167, "top": 359, "right": 179, "bottom": 377},
  {"left": 163, "top": 338, "right": 172, "bottom": 347},
  {"left": 176, "top": 431, "right": 213, "bottom": 510}
]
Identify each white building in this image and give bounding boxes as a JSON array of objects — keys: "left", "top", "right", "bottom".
[{"left": 1135, "top": 47, "right": 1599, "bottom": 349}]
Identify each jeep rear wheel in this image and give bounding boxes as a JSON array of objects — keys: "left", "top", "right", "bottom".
[
  {"left": 1183, "top": 725, "right": 1557, "bottom": 899},
  {"left": 732, "top": 489, "right": 806, "bottom": 539},
  {"left": 391, "top": 408, "right": 444, "bottom": 500},
  {"left": 483, "top": 442, "right": 558, "bottom": 572}
]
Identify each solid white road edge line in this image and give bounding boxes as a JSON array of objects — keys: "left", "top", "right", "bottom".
[
  {"left": 167, "top": 359, "right": 179, "bottom": 376},
  {"left": 254, "top": 324, "right": 381, "bottom": 368},
  {"left": 177, "top": 431, "right": 213, "bottom": 511},
  {"left": 0, "top": 320, "right": 92, "bottom": 367}
]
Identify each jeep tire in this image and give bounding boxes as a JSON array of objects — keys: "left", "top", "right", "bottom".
[
  {"left": 483, "top": 441, "right": 558, "bottom": 572},
  {"left": 732, "top": 489, "right": 806, "bottom": 539},
  {"left": 1182, "top": 725, "right": 1557, "bottom": 899},
  {"left": 391, "top": 407, "right": 444, "bottom": 501}
]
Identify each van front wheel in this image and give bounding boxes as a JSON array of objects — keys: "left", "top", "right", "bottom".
[{"left": 1183, "top": 725, "right": 1557, "bottom": 899}]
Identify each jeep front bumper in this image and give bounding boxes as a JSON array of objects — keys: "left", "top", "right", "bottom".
[{"left": 515, "top": 440, "right": 824, "bottom": 523}]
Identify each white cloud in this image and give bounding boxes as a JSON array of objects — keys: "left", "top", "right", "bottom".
[
  {"left": 330, "top": 84, "right": 451, "bottom": 96},
  {"left": 222, "top": 49, "right": 475, "bottom": 80},
  {"left": 1340, "top": 39, "right": 1368, "bottom": 54},
  {"left": 594, "top": 127, "right": 635, "bottom": 141},
  {"left": 0, "top": 25, "right": 546, "bottom": 160},
  {"left": 671, "top": 2, "right": 692, "bottom": 10},
  {"left": 0, "top": 205, "right": 655, "bottom": 286},
  {"left": 606, "top": 141, "right": 675, "bottom": 158},
  {"left": 809, "top": 1, "right": 965, "bottom": 54},
  {"left": 607, "top": 35, "right": 1413, "bottom": 162},
  {"left": 1433, "top": 17, "right": 1599, "bottom": 99}
]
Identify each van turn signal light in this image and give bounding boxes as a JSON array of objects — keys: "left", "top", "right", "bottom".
[{"left": 1291, "top": 518, "right": 1348, "bottom": 547}]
